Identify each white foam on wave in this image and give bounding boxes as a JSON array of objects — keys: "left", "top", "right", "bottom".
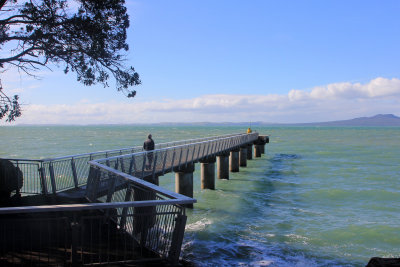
[
  {"left": 248, "top": 260, "right": 274, "bottom": 266},
  {"left": 285, "top": 233, "right": 310, "bottom": 244},
  {"left": 250, "top": 253, "right": 320, "bottom": 267},
  {"left": 185, "top": 218, "right": 213, "bottom": 231}
]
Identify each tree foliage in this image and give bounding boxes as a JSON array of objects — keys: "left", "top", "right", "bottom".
[{"left": 0, "top": 0, "right": 140, "bottom": 121}]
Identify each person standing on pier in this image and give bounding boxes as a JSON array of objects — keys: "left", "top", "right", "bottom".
[{"left": 143, "top": 134, "right": 155, "bottom": 169}]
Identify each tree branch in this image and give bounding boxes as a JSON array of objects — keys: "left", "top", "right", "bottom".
[
  {"left": 0, "top": 14, "right": 31, "bottom": 24},
  {"left": 0, "top": 0, "right": 8, "bottom": 11},
  {"left": 0, "top": 46, "right": 37, "bottom": 64}
]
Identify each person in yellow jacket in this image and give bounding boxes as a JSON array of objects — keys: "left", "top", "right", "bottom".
[{"left": 247, "top": 127, "right": 252, "bottom": 134}]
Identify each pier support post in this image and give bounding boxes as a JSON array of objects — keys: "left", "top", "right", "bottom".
[
  {"left": 254, "top": 136, "right": 269, "bottom": 158},
  {"left": 229, "top": 148, "right": 240, "bottom": 172},
  {"left": 174, "top": 163, "right": 195, "bottom": 208},
  {"left": 254, "top": 144, "right": 262, "bottom": 158},
  {"left": 217, "top": 153, "right": 229, "bottom": 180},
  {"left": 259, "top": 135, "right": 269, "bottom": 154},
  {"left": 239, "top": 146, "right": 247, "bottom": 167},
  {"left": 200, "top": 156, "right": 216, "bottom": 190},
  {"left": 247, "top": 144, "right": 253, "bottom": 160}
]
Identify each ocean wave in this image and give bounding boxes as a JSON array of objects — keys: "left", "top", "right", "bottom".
[{"left": 185, "top": 218, "right": 213, "bottom": 231}]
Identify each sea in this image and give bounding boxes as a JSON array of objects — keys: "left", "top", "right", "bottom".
[{"left": 1, "top": 125, "right": 400, "bottom": 266}]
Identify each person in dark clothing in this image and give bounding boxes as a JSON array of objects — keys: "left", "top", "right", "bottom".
[{"left": 143, "top": 134, "right": 155, "bottom": 169}]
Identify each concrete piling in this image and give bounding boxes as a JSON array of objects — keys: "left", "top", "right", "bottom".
[
  {"left": 254, "top": 135, "right": 269, "bottom": 158},
  {"left": 259, "top": 135, "right": 269, "bottom": 154},
  {"left": 217, "top": 154, "right": 229, "bottom": 180},
  {"left": 229, "top": 148, "right": 240, "bottom": 172},
  {"left": 174, "top": 163, "right": 195, "bottom": 208},
  {"left": 254, "top": 145, "right": 262, "bottom": 158},
  {"left": 200, "top": 156, "right": 216, "bottom": 190},
  {"left": 247, "top": 144, "right": 253, "bottom": 160},
  {"left": 239, "top": 146, "right": 247, "bottom": 167}
]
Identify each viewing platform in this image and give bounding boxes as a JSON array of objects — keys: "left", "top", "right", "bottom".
[{"left": 0, "top": 132, "right": 269, "bottom": 266}]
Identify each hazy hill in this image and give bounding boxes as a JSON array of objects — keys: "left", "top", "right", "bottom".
[
  {"left": 296, "top": 114, "right": 400, "bottom": 127},
  {"left": 152, "top": 114, "right": 400, "bottom": 127}
]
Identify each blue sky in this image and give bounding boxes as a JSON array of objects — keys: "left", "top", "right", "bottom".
[{"left": 2, "top": 0, "right": 400, "bottom": 124}]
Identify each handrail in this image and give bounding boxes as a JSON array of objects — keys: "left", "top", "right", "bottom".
[
  {"left": 0, "top": 132, "right": 262, "bottom": 266},
  {"left": 92, "top": 132, "right": 259, "bottom": 183},
  {"left": 94, "top": 132, "right": 254, "bottom": 162},
  {"left": 89, "top": 160, "right": 195, "bottom": 202},
  {"left": 3, "top": 132, "right": 258, "bottom": 195},
  {"left": 0, "top": 200, "right": 181, "bottom": 215},
  {"left": 41, "top": 132, "right": 243, "bottom": 161},
  {"left": 0, "top": 161, "right": 192, "bottom": 265},
  {"left": 2, "top": 132, "right": 244, "bottom": 162}
]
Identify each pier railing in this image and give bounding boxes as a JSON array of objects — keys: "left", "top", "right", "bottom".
[
  {"left": 6, "top": 133, "right": 257, "bottom": 195},
  {"left": 0, "top": 132, "right": 260, "bottom": 265},
  {"left": 0, "top": 162, "right": 195, "bottom": 265},
  {"left": 92, "top": 132, "right": 259, "bottom": 180}
]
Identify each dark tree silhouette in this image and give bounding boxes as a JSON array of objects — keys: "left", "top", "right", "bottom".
[{"left": 0, "top": 0, "right": 140, "bottom": 121}]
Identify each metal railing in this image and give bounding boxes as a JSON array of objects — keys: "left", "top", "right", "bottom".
[
  {"left": 93, "top": 132, "right": 259, "bottom": 180},
  {"left": 0, "top": 132, "right": 259, "bottom": 265},
  {"left": 4, "top": 133, "right": 258, "bottom": 195},
  {"left": 0, "top": 163, "right": 195, "bottom": 265}
]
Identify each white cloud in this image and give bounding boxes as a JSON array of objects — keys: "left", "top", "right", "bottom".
[
  {"left": 4, "top": 77, "right": 400, "bottom": 125},
  {"left": 307, "top": 77, "right": 400, "bottom": 99}
]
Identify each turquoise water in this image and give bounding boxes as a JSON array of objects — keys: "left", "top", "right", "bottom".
[{"left": 1, "top": 126, "right": 400, "bottom": 266}]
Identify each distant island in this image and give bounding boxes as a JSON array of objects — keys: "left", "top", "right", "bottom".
[{"left": 294, "top": 114, "right": 400, "bottom": 127}]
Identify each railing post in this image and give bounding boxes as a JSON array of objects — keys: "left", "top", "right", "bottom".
[
  {"left": 170, "top": 150, "right": 176, "bottom": 172},
  {"left": 178, "top": 148, "right": 183, "bottom": 168},
  {"left": 128, "top": 155, "right": 136, "bottom": 175},
  {"left": 191, "top": 145, "right": 196, "bottom": 163},
  {"left": 168, "top": 213, "right": 187, "bottom": 265},
  {"left": 162, "top": 151, "right": 168, "bottom": 175},
  {"left": 185, "top": 147, "right": 190, "bottom": 168},
  {"left": 86, "top": 166, "right": 100, "bottom": 201},
  {"left": 105, "top": 152, "right": 110, "bottom": 167},
  {"left": 217, "top": 139, "right": 223, "bottom": 154},
  {"left": 205, "top": 142, "right": 211, "bottom": 158},
  {"left": 49, "top": 162, "right": 57, "bottom": 194},
  {"left": 120, "top": 184, "right": 133, "bottom": 229},
  {"left": 141, "top": 154, "right": 147, "bottom": 179},
  {"left": 210, "top": 141, "right": 215, "bottom": 156},
  {"left": 120, "top": 153, "right": 125, "bottom": 173},
  {"left": 196, "top": 144, "right": 201, "bottom": 161},
  {"left": 151, "top": 153, "right": 159, "bottom": 184},
  {"left": 71, "top": 158, "right": 79, "bottom": 188},
  {"left": 106, "top": 173, "right": 116, "bottom": 203},
  {"left": 39, "top": 164, "right": 48, "bottom": 195}
]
